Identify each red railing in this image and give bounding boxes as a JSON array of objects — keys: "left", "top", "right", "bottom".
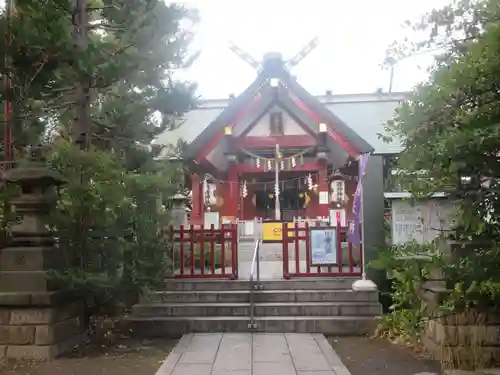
[
  {"left": 281, "top": 221, "right": 362, "bottom": 279},
  {"left": 166, "top": 224, "right": 238, "bottom": 279}
]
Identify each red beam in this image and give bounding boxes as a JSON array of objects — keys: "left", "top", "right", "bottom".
[
  {"left": 289, "top": 95, "right": 360, "bottom": 158},
  {"left": 195, "top": 95, "right": 262, "bottom": 163},
  {"left": 236, "top": 135, "right": 316, "bottom": 149},
  {"left": 235, "top": 162, "right": 321, "bottom": 173}
]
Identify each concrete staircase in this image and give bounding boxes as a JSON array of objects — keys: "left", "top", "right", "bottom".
[{"left": 129, "top": 278, "right": 382, "bottom": 336}]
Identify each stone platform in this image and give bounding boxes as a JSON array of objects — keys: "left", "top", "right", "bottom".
[{"left": 155, "top": 332, "right": 351, "bottom": 375}]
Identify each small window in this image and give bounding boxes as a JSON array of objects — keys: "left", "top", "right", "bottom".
[{"left": 269, "top": 112, "right": 284, "bottom": 135}]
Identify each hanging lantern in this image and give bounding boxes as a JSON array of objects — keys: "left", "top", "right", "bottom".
[
  {"left": 280, "top": 160, "right": 284, "bottom": 170},
  {"left": 274, "top": 182, "right": 280, "bottom": 196},
  {"left": 307, "top": 174, "right": 313, "bottom": 190},
  {"left": 330, "top": 180, "right": 345, "bottom": 203},
  {"left": 256, "top": 158, "right": 260, "bottom": 168},
  {"left": 291, "top": 156, "right": 296, "bottom": 168},
  {"left": 267, "top": 160, "right": 272, "bottom": 170}
]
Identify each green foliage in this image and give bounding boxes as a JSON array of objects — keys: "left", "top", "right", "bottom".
[
  {"left": 375, "top": 0, "right": 500, "bottom": 340},
  {"left": 0, "top": 0, "right": 198, "bottom": 322},
  {"left": 371, "top": 242, "right": 442, "bottom": 340},
  {"left": 46, "top": 141, "right": 182, "bottom": 314},
  {"left": 381, "top": 0, "right": 500, "bottom": 237},
  {"left": 0, "top": 0, "right": 198, "bottom": 157}
]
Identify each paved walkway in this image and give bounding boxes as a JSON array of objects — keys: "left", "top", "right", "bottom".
[{"left": 155, "top": 332, "right": 351, "bottom": 375}]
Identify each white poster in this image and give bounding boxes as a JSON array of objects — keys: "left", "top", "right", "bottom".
[
  {"left": 319, "top": 191, "right": 329, "bottom": 205},
  {"left": 310, "top": 228, "right": 338, "bottom": 265}
]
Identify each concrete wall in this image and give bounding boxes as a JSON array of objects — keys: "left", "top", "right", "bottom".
[{"left": 362, "top": 155, "right": 385, "bottom": 280}]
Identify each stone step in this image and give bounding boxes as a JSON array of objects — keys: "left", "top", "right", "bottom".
[
  {"left": 142, "top": 289, "right": 378, "bottom": 304},
  {"left": 163, "top": 278, "right": 358, "bottom": 291},
  {"left": 128, "top": 315, "right": 376, "bottom": 335},
  {"left": 132, "top": 301, "right": 382, "bottom": 317}
]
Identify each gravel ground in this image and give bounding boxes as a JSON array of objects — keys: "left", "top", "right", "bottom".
[
  {"left": 329, "top": 336, "right": 442, "bottom": 375},
  {"left": 0, "top": 337, "right": 177, "bottom": 375}
]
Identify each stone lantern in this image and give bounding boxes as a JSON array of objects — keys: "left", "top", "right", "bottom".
[{"left": 0, "top": 149, "right": 84, "bottom": 359}]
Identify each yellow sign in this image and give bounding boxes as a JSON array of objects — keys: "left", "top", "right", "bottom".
[{"left": 262, "top": 222, "right": 294, "bottom": 242}]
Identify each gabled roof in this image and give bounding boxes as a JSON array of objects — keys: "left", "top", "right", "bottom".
[
  {"left": 284, "top": 78, "right": 374, "bottom": 154},
  {"left": 185, "top": 71, "right": 268, "bottom": 160},
  {"left": 185, "top": 53, "right": 375, "bottom": 162}
]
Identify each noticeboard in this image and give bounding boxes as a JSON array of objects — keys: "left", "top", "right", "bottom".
[
  {"left": 310, "top": 227, "right": 338, "bottom": 265},
  {"left": 391, "top": 199, "right": 456, "bottom": 245}
]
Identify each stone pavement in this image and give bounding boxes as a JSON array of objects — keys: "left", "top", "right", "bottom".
[{"left": 155, "top": 332, "right": 351, "bottom": 375}]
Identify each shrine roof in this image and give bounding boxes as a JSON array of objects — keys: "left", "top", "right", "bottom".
[
  {"left": 155, "top": 53, "right": 409, "bottom": 161},
  {"left": 156, "top": 90, "right": 408, "bottom": 158}
]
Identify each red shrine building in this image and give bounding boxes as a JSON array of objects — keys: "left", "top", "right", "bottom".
[{"left": 158, "top": 52, "right": 406, "bottom": 243}]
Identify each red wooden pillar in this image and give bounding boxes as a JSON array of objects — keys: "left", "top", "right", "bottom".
[
  {"left": 190, "top": 173, "right": 203, "bottom": 225},
  {"left": 317, "top": 165, "right": 329, "bottom": 219}
]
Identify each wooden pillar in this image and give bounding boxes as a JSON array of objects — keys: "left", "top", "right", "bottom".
[
  {"left": 317, "top": 128, "right": 330, "bottom": 220},
  {"left": 227, "top": 166, "right": 239, "bottom": 220},
  {"left": 317, "top": 165, "right": 329, "bottom": 219},
  {"left": 190, "top": 173, "right": 203, "bottom": 225}
]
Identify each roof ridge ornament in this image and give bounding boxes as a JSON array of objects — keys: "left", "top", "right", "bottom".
[{"left": 228, "top": 36, "right": 319, "bottom": 74}]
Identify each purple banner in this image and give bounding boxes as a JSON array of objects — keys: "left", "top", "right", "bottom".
[
  {"left": 347, "top": 219, "right": 360, "bottom": 244},
  {"left": 348, "top": 154, "right": 369, "bottom": 244}
]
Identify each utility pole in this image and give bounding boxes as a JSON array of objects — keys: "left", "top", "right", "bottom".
[
  {"left": 388, "top": 65, "right": 395, "bottom": 94},
  {"left": 72, "top": 0, "right": 91, "bottom": 149}
]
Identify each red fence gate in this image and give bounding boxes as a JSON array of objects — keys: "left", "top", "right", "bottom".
[
  {"left": 281, "top": 222, "right": 362, "bottom": 279},
  {"left": 166, "top": 224, "right": 238, "bottom": 279}
]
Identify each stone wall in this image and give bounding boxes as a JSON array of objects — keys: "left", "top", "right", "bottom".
[
  {"left": 0, "top": 299, "right": 84, "bottom": 359},
  {"left": 419, "top": 240, "right": 500, "bottom": 369},
  {"left": 423, "top": 315, "right": 500, "bottom": 369}
]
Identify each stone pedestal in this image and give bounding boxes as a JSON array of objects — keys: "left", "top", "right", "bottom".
[{"left": 0, "top": 161, "right": 85, "bottom": 360}]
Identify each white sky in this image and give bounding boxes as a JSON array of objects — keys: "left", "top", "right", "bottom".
[
  {"left": 182, "top": 0, "right": 451, "bottom": 99},
  {"left": 0, "top": 0, "right": 450, "bottom": 99}
]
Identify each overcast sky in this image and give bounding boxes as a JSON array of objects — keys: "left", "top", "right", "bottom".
[
  {"left": 0, "top": 0, "right": 450, "bottom": 98},
  {"left": 182, "top": 0, "right": 450, "bottom": 99}
]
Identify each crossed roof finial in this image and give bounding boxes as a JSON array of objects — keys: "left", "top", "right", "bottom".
[{"left": 228, "top": 37, "right": 320, "bottom": 73}]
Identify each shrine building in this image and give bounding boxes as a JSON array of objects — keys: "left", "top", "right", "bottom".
[{"left": 156, "top": 52, "right": 405, "bottom": 248}]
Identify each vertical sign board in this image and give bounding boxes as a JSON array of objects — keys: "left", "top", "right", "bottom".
[
  {"left": 204, "top": 212, "right": 220, "bottom": 229},
  {"left": 391, "top": 198, "right": 456, "bottom": 245},
  {"left": 310, "top": 227, "right": 338, "bottom": 265},
  {"left": 329, "top": 209, "right": 346, "bottom": 227}
]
